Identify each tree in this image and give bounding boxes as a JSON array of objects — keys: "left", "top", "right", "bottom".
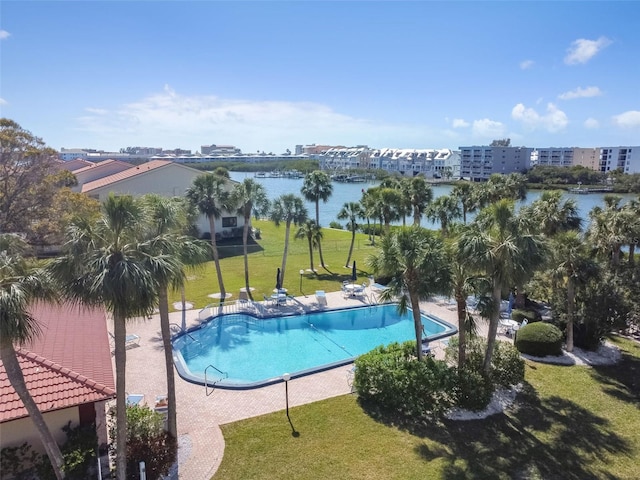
[
  {"left": 231, "top": 179, "right": 270, "bottom": 300},
  {"left": 337, "top": 201, "right": 364, "bottom": 267},
  {"left": 522, "top": 190, "right": 582, "bottom": 237},
  {"left": 451, "top": 182, "right": 478, "bottom": 224},
  {"left": 369, "top": 227, "right": 451, "bottom": 360},
  {"left": 426, "top": 195, "right": 461, "bottom": 237},
  {"left": 48, "top": 195, "right": 161, "bottom": 480},
  {"left": 295, "top": 220, "right": 322, "bottom": 272},
  {"left": 587, "top": 195, "right": 628, "bottom": 266},
  {"left": 404, "top": 176, "right": 433, "bottom": 226},
  {"left": 460, "top": 199, "right": 545, "bottom": 373},
  {"left": 490, "top": 138, "right": 511, "bottom": 147},
  {"left": 476, "top": 173, "right": 527, "bottom": 207},
  {"left": 360, "top": 188, "right": 381, "bottom": 245},
  {"left": 269, "top": 194, "right": 307, "bottom": 286},
  {"left": 0, "top": 235, "right": 66, "bottom": 480},
  {"left": 0, "top": 119, "right": 60, "bottom": 240},
  {"left": 377, "top": 187, "right": 404, "bottom": 234},
  {"left": 186, "top": 173, "right": 231, "bottom": 301},
  {"left": 301, "top": 171, "right": 333, "bottom": 268},
  {"left": 141, "top": 195, "right": 209, "bottom": 440}
]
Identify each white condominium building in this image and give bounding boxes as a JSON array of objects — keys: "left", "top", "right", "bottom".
[
  {"left": 459, "top": 146, "right": 531, "bottom": 181},
  {"left": 600, "top": 146, "right": 640, "bottom": 174}
]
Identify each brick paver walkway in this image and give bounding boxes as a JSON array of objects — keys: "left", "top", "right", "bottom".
[{"left": 114, "top": 288, "right": 497, "bottom": 479}]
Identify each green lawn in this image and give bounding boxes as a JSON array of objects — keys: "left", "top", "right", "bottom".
[
  {"left": 214, "top": 336, "right": 640, "bottom": 480},
  {"left": 169, "top": 219, "right": 379, "bottom": 308}
]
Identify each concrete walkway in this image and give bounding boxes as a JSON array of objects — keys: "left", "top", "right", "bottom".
[{"left": 114, "top": 289, "right": 495, "bottom": 479}]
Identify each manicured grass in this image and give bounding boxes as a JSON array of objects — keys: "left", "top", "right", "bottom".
[
  {"left": 169, "top": 220, "right": 379, "bottom": 308},
  {"left": 214, "top": 336, "right": 640, "bottom": 480}
]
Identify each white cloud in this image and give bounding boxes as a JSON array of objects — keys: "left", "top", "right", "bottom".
[
  {"left": 0, "top": 98, "right": 7, "bottom": 106},
  {"left": 472, "top": 118, "right": 506, "bottom": 139},
  {"left": 75, "top": 87, "right": 444, "bottom": 152},
  {"left": 0, "top": 30, "right": 10, "bottom": 40},
  {"left": 564, "top": 37, "right": 612, "bottom": 65},
  {"left": 558, "top": 86, "right": 603, "bottom": 100},
  {"left": 519, "top": 60, "right": 534, "bottom": 70},
  {"left": 452, "top": 118, "right": 469, "bottom": 128},
  {"left": 612, "top": 110, "right": 640, "bottom": 128},
  {"left": 584, "top": 118, "right": 599, "bottom": 129},
  {"left": 511, "top": 102, "right": 568, "bottom": 133}
]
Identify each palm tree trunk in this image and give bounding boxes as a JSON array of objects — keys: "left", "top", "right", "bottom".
[
  {"left": 345, "top": 230, "right": 355, "bottom": 268},
  {"left": 483, "top": 284, "right": 501, "bottom": 374},
  {"left": 410, "top": 294, "right": 424, "bottom": 360},
  {"left": 413, "top": 206, "right": 421, "bottom": 227},
  {"left": 208, "top": 216, "right": 226, "bottom": 302},
  {"left": 0, "top": 340, "right": 66, "bottom": 480},
  {"left": 281, "top": 222, "right": 291, "bottom": 286},
  {"left": 307, "top": 236, "right": 315, "bottom": 272},
  {"left": 629, "top": 243, "right": 636, "bottom": 267},
  {"left": 566, "top": 276, "right": 575, "bottom": 352},
  {"left": 158, "top": 288, "right": 178, "bottom": 440},
  {"left": 180, "top": 286, "right": 187, "bottom": 331},
  {"left": 242, "top": 214, "right": 253, "bottom": 300},
  {"left": 315, "top": 200, "right": 326, "bottom": 268},
  {"left": 113, "top": 313, "right": 128, "bottom": 480},
  {"left": 455, "top": 295, "right": 467, "bottom": 369}
]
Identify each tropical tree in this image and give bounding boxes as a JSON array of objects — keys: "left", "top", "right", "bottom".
[
  {"left": 426, "top": 195, "right": 461, "bottom": 237},
  {"left": 451, "top": 182, "right": 478, "bottom": 223},
  {"left": 337, "top": 201, "right": 364, "bottom": 267},
  {"left": 623, "top": 197, "right": 640, "bottom": 266},
  {"left": 186, "top": 173, "right": 231, "bottom": 301},
  {"left": 295, "top": 220, "right": 322, "bottom": 272},
  {"left": 369, "top": 227, "right": 451, "bottom": 360},
  {"left": 476, "top": 173, "right": 527, "bottom": 207},
  {"left": 141, "top": 195, "right": 210, "bottom": 440},
  {"left": 48, "top": 195, "right": 161, "bottom": 480},
  {"left": 587, "top": 195, "right": 628, "bottom": 266},
  {"left": 0, "top": 236, "right": 66, "bottom": 480},
  {"left": 459, "top": 199, "right": 545, "bottom": 373},
  {"left": 377, "top": 187, "right": 404, "bottom": 234},
  {"left": 404, "top": 176, "right": 433, "bottom": 226},
  {"left": 231, "top": 179, "right": 270, "bottom": 299},
  {"left": 522, "top": 190, "right": 582, "bottom": 237},
  {"left": 269, "top": 194, "right": 308, "bottom": 286},
  {"left": 301, "top": 171, "right": 333, "bottom": 268},
  {"left": 360, "top": 188, "right": 381, "bottom": 245}
]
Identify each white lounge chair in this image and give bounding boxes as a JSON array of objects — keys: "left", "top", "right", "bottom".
[{"left": 109, "top": 331, "right": 140, "bottom": 349}]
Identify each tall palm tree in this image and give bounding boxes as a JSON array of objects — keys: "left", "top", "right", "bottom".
[
  {"left": 337, "top": 201, "right": 364, "bottom": 268},
  {"left": 48, "top": 195, "right": 161, "bottom": 480},
  {"left": 360, "top": 188, "right": 381, "bottom": 245},
  {"left": 141, "top": 195, "right": 210, "bottom": 440},
  {"left": 426, "top": 195, "right": 461, "bottom": 237},
  {"left": 550, "top": 231, "right": 592, "bottom": 352},
  {"left": 460, "top": 199, "right": 545, "bottom": 373},
  {"left": 451, "top": 182, "right": 478, "bottom": 224},
  {"left": 186, "top": 173, "right": 231, "bottom": 301},
  {"left": 0, "top": 239, "right": 66, "bottom": 480},
  {"left": 405, "top": 176, "right": 433, "bottom": 226},
  {"left": 301, "top": 171, "right": 333, "bottom": 268},
  {"left": 295, "top": 220, "right": 322, "bottom": 272},
  {"left": 624, "top": 198, "right": 640, "bottom": 266},
  {"left": 369, "top": 227, "right": 451, "bottom": 360},
  {"left": 587, "top": 195, "right": 628, "bottom": 266},
  {"left": 231, "top": 179, "right": 270, "bottom": 300},
  {"left": 269, "top": 194, "right": 308, "bottom": 286},
  {"left": 377, "top": 187, "right": 404, "bottom": 234},
  {"left": 523, "top": 190, "right": 582, "bottom": 237}
]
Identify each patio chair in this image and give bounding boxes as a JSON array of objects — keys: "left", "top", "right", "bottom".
[{"left": 109, "top": 331, "right": 140, "bottom": 349}]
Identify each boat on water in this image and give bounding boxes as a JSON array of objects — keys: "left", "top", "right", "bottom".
[
  {"left": 568, "top": 187, "right": 614, "bottom": 194},
  {"left": 331, "top": 173, "right": 368, "bottom": 183},
  {"left": 254, "top": 172, "right": 266, "bottom": 178}
]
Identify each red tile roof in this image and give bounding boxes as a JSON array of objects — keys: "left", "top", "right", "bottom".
[
  {"left": 81, "top": 160, "right": 173, "bottom": 193},
  {"left": 0, "top": 303, "right": 115, "bottom": 422},
  {"left": 55, "top": 158, "right": 93, "bottom": 172},
  {"left": 71, "top": 159, "right": 132, "bottom": 174}
]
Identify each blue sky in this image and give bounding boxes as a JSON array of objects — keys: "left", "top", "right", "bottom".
[{"left": 1, "top": 1, "right": 639, "bottom": 154}]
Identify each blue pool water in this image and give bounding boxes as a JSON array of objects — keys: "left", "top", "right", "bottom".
[{"left": 173, "top": 304, "right": 456, "bottom": 389}]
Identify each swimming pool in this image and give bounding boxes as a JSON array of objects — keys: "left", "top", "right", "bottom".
[{"left": 172, "top": 304, "right": 457, "bottom": 389}]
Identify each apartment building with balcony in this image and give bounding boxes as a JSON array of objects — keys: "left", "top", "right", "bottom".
[
  {"left": 531, "top": 148, "right": 574, "bottom": 167},
  {"left": 572, "top": 148, "right": 600, "bottom": 170},
  {"left": 459, "top": 146, "right": 531, "bottom": 181},
  {"left": 600, "top": 146, "right": 640, "bottom": 174}
]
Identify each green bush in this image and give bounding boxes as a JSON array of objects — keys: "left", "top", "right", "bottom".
[
  {"left": 454, "top": 367, "right": 493, "bottom": 412},
  {"left": 511, "top": 308, "right": 541, "bottom": 323},
  {"left": 354, "top": 341, "right": 457, "bottom": 418},
  {"left": 492, "top": 342, "right": 525, "bottom": 387},
  {"left": 328, "top": 221, "right": 343, "bottom": 230},
  {"left": 515, "top": 322, "right": 563, "bottom": 356}
]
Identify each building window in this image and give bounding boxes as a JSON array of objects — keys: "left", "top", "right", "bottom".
[{"left": 222, "top": 217, "right": 237, "bottom": 228}]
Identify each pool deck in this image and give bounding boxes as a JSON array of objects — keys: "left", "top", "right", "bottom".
[{"left": 114, "top": 289, "right": 494, "bottom": 479}]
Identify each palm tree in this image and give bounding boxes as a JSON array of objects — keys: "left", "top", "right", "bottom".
[
  {"left": 0, "top": 238, "right": 66, "bottom": 480},
  {"left": 550, "top": 231, "right": 592, "bottom": 352},
  {"left": 451, "top": 182, "right": 478, "bottom": 224},
  {"left": 625, "top": 198, "right": 640, "bottom": 266},
  {"left": 405, "top": 176, "right": 433, "bottom": 226},
  {"left": 48, "top": 195, "right": 161, "bottom": 480},
  {"left": 141, "top": 195, "right": 210, "bottom": 440},
  {"left": 295, "top": 220, "right": 322, "bottom": 272},
  {"left": 186, "top": 173, "right": 231, "bottom": 301},
  {"left": 587, "top": 195, "right": 628, "bottom": 266},
  {"left": 231, "top": 179, "right": 270, "bottom": 300},
  {"left": 360, "top": 188, "right": 381, "bottom": 245},
  {"left": 377, "top": 187, "right": 404, "bottom": 234},
  {"left": 301, "top": 171, "right": 333, "bottom": 268},
  {"left": 523, "top": 190, "right": 582, "bottom": 237},
  {"left": 369, "top": 227, "right": 451, "bottom": 360},
  {"left": 337, "top": 201, "right": 364, "bottom": 268},
  {"left": 426, "top": 195, "right": 461, "bottom": 237},
  {"left": 269, "top": 194, "right": 308, "bottom": 286},
  {"left": 459, "top": 199, "right": 545, "bottom": 373}
]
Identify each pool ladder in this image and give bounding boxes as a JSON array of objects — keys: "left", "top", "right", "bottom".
[{"left": 204, "top": 364, "right": 228, "bottom": 396}]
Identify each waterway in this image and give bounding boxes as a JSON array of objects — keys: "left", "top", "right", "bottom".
[{"left": 229, "top": 171, "right": 637, "bottom": 229}]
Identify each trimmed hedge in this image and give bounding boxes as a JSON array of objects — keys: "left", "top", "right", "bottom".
[
  {"left": 511, "top": 308, "right": 541, "bottom": 323},
  {"left": 515, "top": 322, "right": 563, "bottom": 356}
]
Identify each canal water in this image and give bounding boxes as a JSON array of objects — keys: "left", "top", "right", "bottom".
[{"left": 229, "top": 171, "right": 637, "bottom": 229}]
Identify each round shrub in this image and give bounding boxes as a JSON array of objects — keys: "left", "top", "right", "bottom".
[
  {"left": 492, "top": 341, "right": 525, "bottom": 387},
  {"left": 515, "top": 322, "right": 563, "bottom": 356},
  {"left": 511, "top": 308, "right": 541, "bottom": 324},
  {"left": 454, "top": 367, "right": 493, "bottom": 412}
]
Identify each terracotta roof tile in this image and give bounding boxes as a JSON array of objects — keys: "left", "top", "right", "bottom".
[
  {"left": 0, "top": 303, "right": 115, "bottom": 422},
  {"left": 81, "top": 160, "right": 173, "bottom": 192}
]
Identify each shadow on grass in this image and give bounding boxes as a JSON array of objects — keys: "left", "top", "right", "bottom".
[
  {"left": 590, "top": 342, "right": 640, "bottom": 406},
  {"left": 358, "top": 382, "right": 630, "bottom": 480}
]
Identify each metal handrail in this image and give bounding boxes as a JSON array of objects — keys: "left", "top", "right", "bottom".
[{"left": 204, "top": 364, "right": 228, "bottom": 396}]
